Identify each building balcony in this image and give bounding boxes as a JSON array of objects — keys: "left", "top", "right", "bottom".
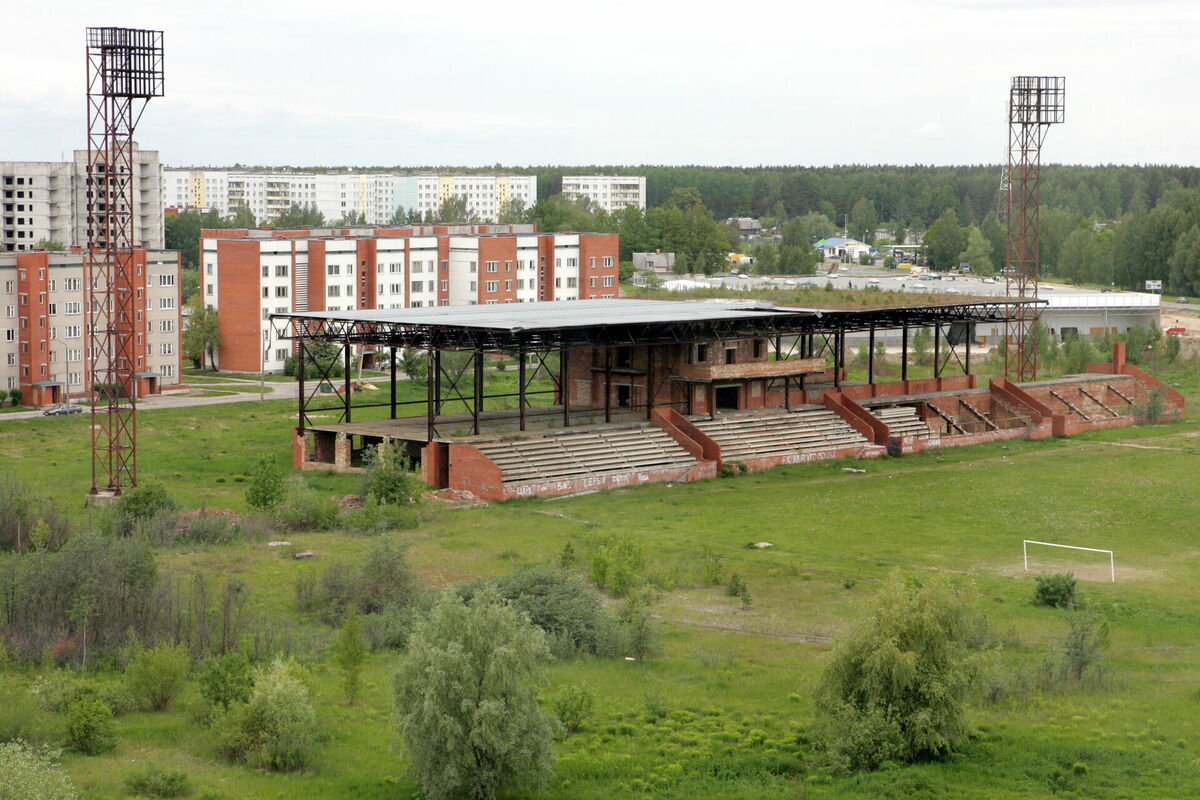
[{"left": 673, "top": 357, "right": 826, "bottom": 382}]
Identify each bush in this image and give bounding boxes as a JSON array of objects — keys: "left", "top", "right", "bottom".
[
  {"left": 273, "top": 479, "right": 339, "bottom": 532},
  {"left": 619, "top": 592, "right": 660, "bottom": 661},
  {"left": 213, "top": 659, "right": 317, "bottom": 772},
  {"left": 331, "top": 612, "right": 367, "bottom": 705},
  {"left": 1034, "top": 573, "right": 1077, "bottom": 608},
  {"left": 815, "top": 574, "right": 981, "bottom": 768},
  {"left": 817, "top": 703, "right": 904, "bottom": 774},
  {"left": 588, "top": 537, "right": 646, "bottom": 597},
  {"left": 65, "top": 690, "right": 116, "bottom": 755},
  {"left": 125, "top": 642, "right": 189, "bottom": 711},
  {"left": 361, "top": 443, "right": 424, "bottom": 506},
  {"left": 123, "top": 765, "right": 194, "bottom": 798},
  {"left": 115, "top": 483, "right": 178, "bottom": 537},
  {"left": 340, "top": 498, "right": 421, "bottom": 534},
  {"left": 1060, "top": 609, "right": 1109, "bottom": 684},
  {"left": 552, "top": 684, "right": 596, "bottom": 734},
  {"left": 0, "top": 741, "right": 79, "bottom": 800},
  {"left": 466, "top": 566, "right": 619, "bottom": 658},
  {"left": 245, "top": 457, "right": 286, "bottom": 510},
  {"left": 356, "top": 539, "right": 417, "bottom": 613},
  {"left": 198, "top": 652, "right": 255, "bottom": 719},
  {"left": 395, "top": 590, "right": 554, "bottom": 800}
]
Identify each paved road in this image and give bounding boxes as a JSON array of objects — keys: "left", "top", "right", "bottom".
[{"left": 0, "top": 375, "right": 301, "bottom": 422}]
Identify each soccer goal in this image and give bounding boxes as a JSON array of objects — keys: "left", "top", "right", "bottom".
[{"left": 1023, "top": 540, "right": 1115, "bottom": 583}]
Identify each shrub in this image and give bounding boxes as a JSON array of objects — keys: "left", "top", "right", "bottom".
[
  {"left": 245, "top": 457, "right": 286, "bottom": 510},
  {"left": 816, "top": 703, "right": 904, "bottom": 774},
  {"left": 1060, "top": 609, "right": 1109, "bottom": 684},
  {"left": 214, "top": 659, "right": 317, "bottom": 772},
  {"left": 0, "top": 681, "right": 54, "bottom": 743},
  {"left": 355, "top": 539, "right": 417, "bottom": 614},
  {"left": 361, "top": 443, "right": 424, "bottom": 506},
  {"left": 0, "top": 741, "right": 79, "bottom": 800},
  {"left": 273, "top": 480, "right": 339, "bottom": 532},
  {"left": 32, "top": 670, "right": 84, "bottom": 713},
  {"left": 815, "top": 574, "right": 981, "bottom": 768},
  {"left": 198, "top": 652, "right": 255, "bottom": 718},
  {"left": 295, "top": 563, "right": 355, "bottom": 625},
  {"left": 65, "top": 690, "right": 116, "bottom": 755},
  {"left": 725, "top": 572, "right": 747, "bottom": 598},
  {"left": 1034, "top": 573, "right": 1077, "bottom": 608},
  {"left": 588, "top": 537, "right": 646, "bottom": 597},
  {"left": 468, "top": 566, "right": 619, "bottom": 658},
  {"left": 125, "top": 642, "right": 189, "bottom": 711},
  {"left": 360, "top": 603, "right": 422, "bottom": 651},
  {"left": 115, "top": 483, "right": 178, "bottom": 537},
  {"left": 395, "top": 590, "right": 554, "bottom": 800},
  {"left": 123, "top": 765, "right": 194, "bottom": 798},
  {"left": 340, "top": 498, "right": 421, "bottom": 534},
  {"left": 552, "top": 684, "right": 596, "bottom": 734},
  {"left": 619, "top": 592, "right": 660, "bottom": 661},
  {"left": 332, "top": 612, "right": 367, "bottom": 705}
]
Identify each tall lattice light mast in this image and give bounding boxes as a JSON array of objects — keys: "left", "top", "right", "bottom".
[
  {"left": 1003, "top": 75, "right": 1064, "bottom": 382},
  {"left": 85, "top": 27, "right": 164, "bottom": 496}
]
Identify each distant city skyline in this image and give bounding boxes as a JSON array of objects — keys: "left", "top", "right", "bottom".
[{"left": 3, "top": 0, "right": 1197, "bottom": 168}]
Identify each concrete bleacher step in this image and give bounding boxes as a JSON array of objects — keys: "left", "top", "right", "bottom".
[
  {"left": 476, "top": 425, "right": 697, "bottom": 485},
  {"left": 870, "top": 405, "right": 934, "bottom": 439},
  {"left": 693, "top": 409, "right": 869, "bottom": 461}
]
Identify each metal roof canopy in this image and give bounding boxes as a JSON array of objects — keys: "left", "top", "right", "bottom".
[{"left": 272, "top": 298, "right": 1040, "bottom": 351}]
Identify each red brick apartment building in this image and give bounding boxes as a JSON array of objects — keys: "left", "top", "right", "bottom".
[
  {"left": 0, "top": 248, "right": 183, "bottom": 406},
  {"left": 200, "top": 224, "right": 619, "bottom": 372}
]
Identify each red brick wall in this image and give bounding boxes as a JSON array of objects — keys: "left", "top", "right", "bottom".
[
  {"left": 213, "top": 239, "right": 263, "bottom": 371},
  {"left": 578, "top": 234, "right": 619, "bottom": 299}
]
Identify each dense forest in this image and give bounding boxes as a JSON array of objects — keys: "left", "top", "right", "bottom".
[{"left": 166, "top": 164, "right": 1200, "bottom": 295}]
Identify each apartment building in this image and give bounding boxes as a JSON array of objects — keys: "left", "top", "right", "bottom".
[
  {"left": 164, "top": 171, "right": 537, "bottom": 225},
  {"left": 200, "top": 224, "right": 618, "bottom": 372},
  {"left": 0, "top": 248, "right": 183, "bottom": 406},
  {"left": 561, "top": 175, "right": 646, "bottom": 213},
  {"left": 1, "top": 144, "right": 164, "bottom": 252}
]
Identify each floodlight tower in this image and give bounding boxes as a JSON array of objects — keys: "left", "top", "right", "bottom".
[
  {"left": 84, "top": 27, "right": 165, "bottom": 497},
  {"left": 1003, "top": 76, "right": 1064, "bottom": 382}
]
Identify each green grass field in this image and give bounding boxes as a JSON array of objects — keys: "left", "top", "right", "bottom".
[{"left": 2, "top": 365, "right": 1199, "bottom": 798}]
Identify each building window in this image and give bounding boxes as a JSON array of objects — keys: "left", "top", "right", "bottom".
[
  {"left": 486, "top": 261, "right": 498, "bottom": 273},
  {"left": 275, "top": 348, "right": 288, "bottom": 361},
  {"left": 160, "top": 342, "right": 174, "bottom": 355},
  {"left": 603, "top": 256, "right": 614, "bottom": 267},
  {"left": 261, "top": 266, "right": 269, "bottom": 277},
  {"left": 410, "top": 280, "right": 423, "bottom": 293},
  {"left": 327, "top": 285, "right": 341, "bottom": 297},
  {"left": 65, "top": 325, "right": 81, "bottom": 338},
  {"left": 693, "top": 343, "right": 708, "bottom": 363},
  {"left": 602, "top": 276, "right": 614, "bottom": 287},
  {"left": 485, "top": 281, "right": 498, "bottom": 292},
  {"left": 327, "top": 264, "right": 340, "bottom": 276},
  {"left": 566, "top": 277, "right": 577, "bottom": 288},
  {"left": 753, "top": 339, "right": 764, "bottom": 359},
  {"left": 273, "top": 287, "right": 287, "bottom": 298}
]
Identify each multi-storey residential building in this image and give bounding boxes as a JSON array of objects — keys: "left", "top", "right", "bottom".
[
  {"left": 200, "top": 224, "right": 619, "bottom": 372},
  {"left": 561, "top": 175, "right": 646, "bottom": 213},
  {"left": 0, "top": 247, "right": 183, "bottom": 406},
  {"left": 163, "top": 171, "right": 537, "bottom": 225},
  {"left": 1, "top": 144, "right": 164, "bottom": 252}
]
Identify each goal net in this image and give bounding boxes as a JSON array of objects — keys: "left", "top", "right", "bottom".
[{"left": 1023, "top": 539, "right": 1115, "bottom": 582}]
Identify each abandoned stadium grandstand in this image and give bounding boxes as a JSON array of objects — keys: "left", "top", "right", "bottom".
[{"left": 271, "top": 299, "right": 1185, "bottom": 500}]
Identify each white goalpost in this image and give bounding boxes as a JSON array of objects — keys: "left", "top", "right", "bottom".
[{"left": 1023, "top": 540, "right": 1115, "bottom": 582}]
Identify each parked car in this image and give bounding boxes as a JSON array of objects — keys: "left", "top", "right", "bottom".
[
  {"left": 1177, "top": 297, "right": 1190, "bottom": 304},
  {"left": 43, "top": 403, "right": 83, "bottom": 416},
  {"left": 1165, "top": 327, "right": 1186, "bottom": 336}
]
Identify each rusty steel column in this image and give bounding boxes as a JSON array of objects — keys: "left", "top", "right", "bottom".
[
  {"left": 645, "top": 344, "right": 653, "bottom": 420},
  {"left": 560, "top": 342, "right": 570, "bottom": 428},
  {"left": 901, "top": 324, "right": 909, "bottom": 381},
  {"left": 389, "top": 346, "right": 397, "bottom": 419},
  {"left": 472, "top": 347, "right": 483, "bottom": 436},
  {"left": 934, "top": 324, "right": 942, "bottom": 379},
  {"left": 518, "top": 341, "right": 527, "bottom": 432},
  {"left": 868, "top": 324, "right": 876, "bottom": 385},
  {"left": 297, "top": 338, "right": 306, "bottom": 433},
  {"left": 343, "top": 336, "right": 352, "bottom": 423},
  {"left": 426, "top": 347, "right": 435, "bottom": 442},
  {"left": 604, "top": 345, "right": 613, "bottom": 423}
]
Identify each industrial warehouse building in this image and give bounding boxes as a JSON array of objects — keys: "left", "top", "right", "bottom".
[
  {"left": 271, "top": 298, "right": 1185, "bottom": 500},
  {"left": 0, "top": 248, "right": 184, "bottom": 405},
  {"left": 201, "top": 224, "right": 619, "bottom": 373}
]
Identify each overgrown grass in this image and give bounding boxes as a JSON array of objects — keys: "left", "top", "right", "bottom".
[{"left": 3, "top": 364, "right": 1199, "bottom": 798}]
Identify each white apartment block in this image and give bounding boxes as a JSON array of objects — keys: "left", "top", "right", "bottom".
[
  {"left": 1, "top": 144, "right": 164, "bottom": 251},
  {"left": 164, "top": 171, "right": 537, "bottom": 225},
  {"left": 561, "top": 175, "right": 646, "bottom": 213}
]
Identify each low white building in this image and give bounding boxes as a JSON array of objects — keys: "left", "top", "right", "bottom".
[
  {"left": 561, "top": 175, "right": 646, "bottom": 212},
  {"left": 816, "top": 238, "right": 872, "bottom": 261},
  {"left": 1040, "top": 292, "right": 1161, "bottom": 340}
]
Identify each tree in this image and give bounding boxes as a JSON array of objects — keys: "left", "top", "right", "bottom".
[
  {"left": 214, "top": 658, "right": 317, "bottom": 772},
  {"left": 849, "top": 198, "right": 878, "bottom": 244},
  {"left": 435, "top": 193, "right": 477, "bottom": 224},
  {"left": 394, "top": 589, "right": 555, "bottom": 800},
  {"left": 230, "top": 205, "right": 257, "bottom": 228},
  {"left": 335, "top": 210, "right": 367, "bottom": 226},
  {"left": 125, "top": 641, "right": 189, "bottom": 711},
  {"left": 0, "top": 741, "right": 79, "bottom": 800},
  {"left": 815, "top": 574, "right": 980, "bottom": 771},
  {"left": 332, "top": 611, "right": 367, "bottom": 705},
  {"left": 271, "top": 203, "right": 324, "bottom": 228},
  {"left": 400, "top": 348, "right": 427, "bottom": 383},
  {"left": 34, "top": 238, "right": 66, "bottom": 251},
  {"left": 924, "top": 209, "right": 966, "bottom": 269},
  {"left": 164, "top": 210, "right": 204, "bottom": 268},
  {"left": 496, "top": 197, "right": 528, "bottom": 224},
  {"left": 246, "top": 457, "right": 286, "bottom": 510},
  {"left": 979, "top": 212, "right": 1006, "bottom": 267},
  {"left": 957, "top": 226, "right": 994, "bottom": 275},
  {"left": 1168, "top": 224, "right": 1200, "bottom": 296},
  {"left": 183, "top": 296, "right": 221, "bottom": 370}
]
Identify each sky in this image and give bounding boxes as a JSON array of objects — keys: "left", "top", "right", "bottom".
[{"left": 2, "top": 0, "right": 1198, "bottom": 169}]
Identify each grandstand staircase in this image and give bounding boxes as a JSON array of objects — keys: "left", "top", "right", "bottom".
[
  {"left": 870, "top": 405, "right": 934, "bottom": 439},
  {"left": 691, "top": 406, "right": 869, "bottom": 462},
  {"left": 474, "top": 425, "right": 697, "bottom": 485}
]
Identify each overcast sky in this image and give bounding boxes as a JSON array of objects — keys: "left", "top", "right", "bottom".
[{"left": 3, "top": 0, "right": 1197, "bottom": 168}]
